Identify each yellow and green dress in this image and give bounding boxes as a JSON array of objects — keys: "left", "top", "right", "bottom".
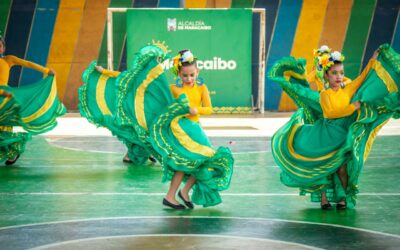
[
  {"left": 269, "top": 44, "right": 400, "bottom": 208},
  {"left": 170, "top": 82, "right": 213, "bottom": 121},
  {"left": 0, "top": 55, "right": 66, "bottom": 163},
  {"left": 81, "top": 45, "right": 234, "bottom": 207},
  {"left": 79, "top": 64, "right": 150, "bottom": 164}
]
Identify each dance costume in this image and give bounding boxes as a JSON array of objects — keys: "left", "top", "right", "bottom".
[
  {"left": 170, "top": 83, "right": 212, "bottom": 122},
  {"left": 79, "top": 63, "right": 150, "bottom": 164},
  {"left": 81, "top": 45, "right": 234, "bottom": 207},
  {"left": 269, "top": 44, "right": 400, "bottom": 208},
  {"left": 0, "top": 55, "right": 65, "bottom": 163}
]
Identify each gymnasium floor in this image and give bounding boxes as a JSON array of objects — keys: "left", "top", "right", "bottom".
[{"left": 0, "top": 115, "right": 400, "bottom": 249}]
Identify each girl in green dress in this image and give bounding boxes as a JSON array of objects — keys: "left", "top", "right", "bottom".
[
  {"left": 163, "top": 49, "right": 214, "bottom": 209},
  {"left": 79, "top": 64, "right": 156, "bottom": 165},
  {"left": 81, "top": 44, "right": 234, "bottom": 209},
  {"left": 269, "top": 44, "right": 400, "bottom": 209},
  {"left": 0, "top": 36, "right": 65, "bottom": 165}
]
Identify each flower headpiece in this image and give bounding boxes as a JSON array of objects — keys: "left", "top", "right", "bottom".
[
  {"left": 313, "top": 45, "right": 331, "bottom": 57},
  {"left": 171, "top": 50, "right": 196, "bottom": 76},
  {"left": 317, "top": 51, "right": 345, "bottom": 71}
]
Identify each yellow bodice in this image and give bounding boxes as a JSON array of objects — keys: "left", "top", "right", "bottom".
[
  {"left": 0, "top": 55, "right": 49, "bottom": 86},
  {"left": 320, "top": 87, "right": 357, "bottom": 119},
  {"left": 319, "top": 59, "right": 377, "bottom": 119},
  {"left": 170, "top": 83, "right": 212, "bottom": 122}
]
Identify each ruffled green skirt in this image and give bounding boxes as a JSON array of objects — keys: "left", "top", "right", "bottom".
[
  {"left": 0, "top": 76, "right": 66, "bottom": 163},
  {"left": 79, "top": 62, "right": 150, "bottom": 164},
  {"left": 269, "top": 44, "right": 400, "bottom": 208},
  {"left": 81, "top": 45, "right": 234, "bottom": 207},
  {"left": 149, "top": 95, "right": 234, "bottom": 206}
]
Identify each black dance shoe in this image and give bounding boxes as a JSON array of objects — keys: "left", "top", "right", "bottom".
[
  {"left": 320, "top": 202, "right": 332, "bottom": 210},
  {"left": 162, "top": 198, "right": 185, "bottom": 210},
  {"left": 336, "top": 202, "right": 347, "bottom": 210},
  {"left": 5, "top": 154, "right": 20, "bottom": 166},
  {"left": 122, "top": 156, "right": 133, "bottom": 163},
  {"left": 178, "top": 190, "right": 194, "bottom": 209},
  {"left": 148, "top": 155, "right": 157, "bottom": 163}
]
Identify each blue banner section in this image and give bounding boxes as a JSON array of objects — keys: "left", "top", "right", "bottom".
[
  {"left": 254, "top": 0, "right": 280, "bottom": 109},
  {"left": 5, "top": 0, "right": 36, "bottom": 87},
  {"left": 159, "top": 0, "right": 180, "bottom": 8},
  {"left": 265, "top": 0, "right": 302, "bottom": 110},
  {"left": 20, "top": 0, "right": 60, "bottom": 86},
  {"left": 362, "top": 0, "right": 400, "bottom": 69},
  {"left": 134, "top": 0, "right": 158, "bottom": 8},
  {"left": 392, "top": 13, "right": 400, "bottom": 52}
]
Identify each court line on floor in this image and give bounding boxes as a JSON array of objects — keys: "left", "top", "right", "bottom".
[
  {"left": 38, "top": 142, "right": 271, "bottom": 155},
  {"left": 4, "top": 162, "right": 272, "bottom": 168},
  {"left": 45, "top": 138, "right": 271, "bottom": 154},
  {"left": 45, "top": 139, "right": 400, "bottom": 157},
  {"left": 30, "top": 234, "right": 322, "bottom": 250},
  {"left": 1, "top": 192, "right": 400, "bottom": 196},
  {"left": 1, "top": 216, "right": 400, "bottom": 240}
]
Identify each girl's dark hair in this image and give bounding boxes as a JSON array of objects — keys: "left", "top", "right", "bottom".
[{"left": 325, "top": 60, "right": 343, "bottom": 73}]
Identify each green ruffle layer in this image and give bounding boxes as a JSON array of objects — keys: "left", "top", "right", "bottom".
[
  {"left": 80, "top": 45, "right": 234, "bottom": 207},
  {"left": 269, "top": 44, "right": 400, "bottom": 208}
]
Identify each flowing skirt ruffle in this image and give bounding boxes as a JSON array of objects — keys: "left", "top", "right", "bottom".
[
  {"left": 269, "top": 44, "right": 400, "bottom": 207},
  {"left": 0, "top": 76, "right": 65, "bottom": 164},
  {"left": 80, "top": 45, "right": 234, "bottom": 207}
]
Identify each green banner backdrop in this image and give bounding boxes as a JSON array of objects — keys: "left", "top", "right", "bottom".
[{"left": 126, "top": 9, "right": 252, "bottom": 113}]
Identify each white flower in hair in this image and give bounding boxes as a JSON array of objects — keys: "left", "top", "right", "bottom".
[
  {"left": 319, "top": 45, "right": 330, "bottom": 52},
  {"left": 331, "top": 51, "right": 343, "bottom": 61},
  {"left": 181, "top": 50, "right": 194, "bottom": 63},
  {"left": 314, "top": 45, "right": 331, "bottom": 58}
]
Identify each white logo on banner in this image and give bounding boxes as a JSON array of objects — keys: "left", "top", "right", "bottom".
[
  {"left": 167, "top": 18, "right": 177, "bottom": 31},
  {"left": 162, "top": 58, "right": 236, "bottom": 70},
  {"left": 167, "top": 18, "right": 212, "bottom": 31}
]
